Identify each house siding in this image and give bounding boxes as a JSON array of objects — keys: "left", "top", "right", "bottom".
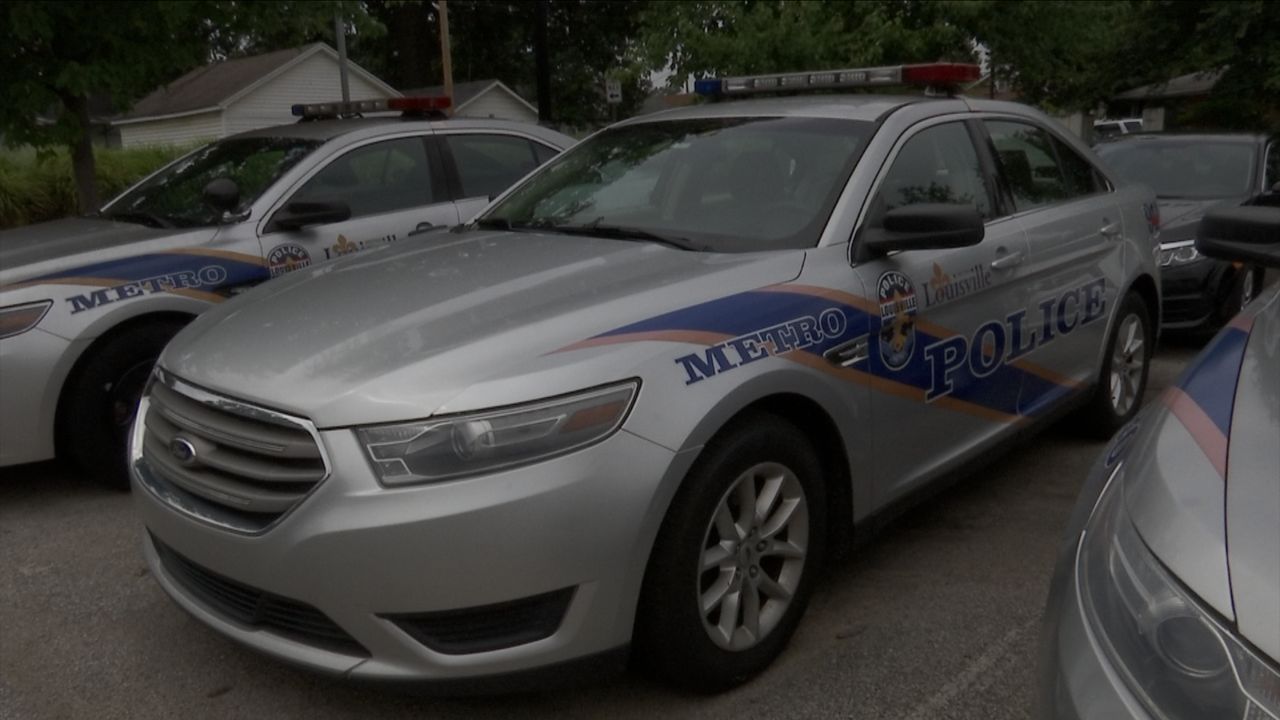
[
  {"left": 456, "top": 90, "right": 537, "bottom": 123},
  {"left": 118, "top": 111, "right": 224, "bottom": 149},
  {"left": 223, "top": 53, "right": 392, "bottom": 136}
]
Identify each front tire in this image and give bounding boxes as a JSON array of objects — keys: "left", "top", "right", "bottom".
[
  {"left": 1077, "top": 292, "right": 1152, "bottom": 438},
  {"left": 61, "top": 319, "right": 186, "bottom": 488},
  {"left": 634, "top": 412, "right": 827, "bottom": 691}
]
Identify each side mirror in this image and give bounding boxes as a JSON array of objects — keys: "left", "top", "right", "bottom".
[
  {"left": 202, "top": 178, "right": 240, "bottom": 213},
  {"left": 1195, "top": 204, "right": 1280, "bottom": 268},
  {"left": 861, "top": 204, "right": 985, "bottom": 256},
  {"left": 271, "top": 199, "right": 352, "bottom": 231}
]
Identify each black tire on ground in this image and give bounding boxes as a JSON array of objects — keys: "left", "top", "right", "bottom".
[
  {"left": 633, "top": 411, "right": 827, "bottom": 692},
  {"left": 60, "top": 318, "right": 187, "bottom": 488},
  {"left": 1220, "top": 265, "right": 1263, "bottom": 323},
  {"left": 1076, "top": 292, "right": 1152, "bottom": 439}
]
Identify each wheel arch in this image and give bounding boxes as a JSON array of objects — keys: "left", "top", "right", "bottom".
[
  {"left": 53, "top": 310, "right": 195, "bottom": 459},
  {"left": 1127, "top": 272, "right": 1160, "bottom": 332}
]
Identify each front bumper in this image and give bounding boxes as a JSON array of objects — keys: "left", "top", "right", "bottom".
[
  {"left": 0, "top": 328, "right": 71, "bottom": 466},
  {"left": 134, "top": 423, "right": 690, "bottom": 682},
  {"left": 1159, "top": 258, "right": 1239, "bottom": 331}
]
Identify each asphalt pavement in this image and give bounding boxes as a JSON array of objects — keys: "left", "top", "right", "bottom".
[{"left": 0, "top": 343, "right": 1198, "bottom": 720}]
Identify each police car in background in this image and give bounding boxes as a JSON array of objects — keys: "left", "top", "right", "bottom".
[
  {"left": 0, "top": 97, "right": 572, "bottom": 483},
  {"left": 1038, "top": 194, "right": 1280, "bottom": 719},
  {"left": 131, "top": 64, "right": 1161, "bottom": 691}
]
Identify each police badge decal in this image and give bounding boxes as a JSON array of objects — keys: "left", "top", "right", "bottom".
[{"left": 877, "top": 270, "right": 918, "bottom": 370}]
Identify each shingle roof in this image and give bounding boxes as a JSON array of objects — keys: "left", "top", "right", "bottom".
[
  {"left": 1113, "top": 69, "right": 1225, "bottom": 101},
  {"left": 402, "top": 79, "right": 536, "bottom": 113},
  {"left": 121, "top": 44, "right": 321, "bottom": 120}
]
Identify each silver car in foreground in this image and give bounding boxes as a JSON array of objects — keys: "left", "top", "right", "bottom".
[
  {"left": 0, "top": 100, "right": 570, "bottom": 482},
  {"left": 1038, "top": 199, "right": 1280, "bottom": 718},
  {"left": 133, "top": 64, "right": 1161, "bottom": 690}
]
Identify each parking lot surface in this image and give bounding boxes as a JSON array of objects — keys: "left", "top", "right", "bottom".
[{"left": 2, "top": 344, "right": 1196, "bottom": 720}]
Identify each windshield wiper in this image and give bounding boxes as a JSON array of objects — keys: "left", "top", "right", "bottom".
[
  {"left": 102, "top": 211, "right": 173, "bottom": 229},
  {"left": 550, "top": 223, "right": 703, "bottom": 251}
]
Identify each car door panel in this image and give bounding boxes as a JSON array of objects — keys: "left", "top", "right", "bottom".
[
  {"left": 852, "top": 119, "right": 1033, "bottom": 503},
  {"left": 259, "top": 134, "right": 457, "bottom": 275},
  {"left": 982, "top": 119, "right": 1122, "bottom": 411}
]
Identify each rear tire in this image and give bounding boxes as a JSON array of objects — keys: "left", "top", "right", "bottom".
[
  {"left": 61, "top": 319, "right": 186, "bottom": 489},
  {"left": 1076, "top": 292, "right": 1152, "bottom": 439},
  {"left": 634, "top": 411, "right": 826, "bottom": 692}
]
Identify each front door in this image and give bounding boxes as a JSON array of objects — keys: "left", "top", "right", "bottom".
[
  {"left": 260, "top": 135, "right": 458, "bottom": 276},
  {"left": 853, "top": 119, "right": 1033, "bottom": 502}
]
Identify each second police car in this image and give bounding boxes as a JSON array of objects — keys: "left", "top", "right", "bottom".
[
  {"left": 131, "top": 64, "right": 1162, "bottom": 690},
  {"left": 0, "top": 97, "right": 571, "bottom": 483}
]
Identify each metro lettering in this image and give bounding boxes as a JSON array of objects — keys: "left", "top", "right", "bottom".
[
  {"left": 65, "top": 264, "right": 230, "bottom": 314},
  {"left": 675, "top": 308, "right": 847, "bottom": 384}
]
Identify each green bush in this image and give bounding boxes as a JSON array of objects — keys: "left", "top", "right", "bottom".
[{"left": 0, "top": 145, "right": 192, "bottom": 230}]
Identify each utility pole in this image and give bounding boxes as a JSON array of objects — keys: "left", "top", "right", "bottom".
[
  {"left": 334, "top": 13, "right": 350, "bottom": 102},
  {"left": 438, "top": 0, "right": 454, "bottom": 113},
  {"left": 535, "top": 0, "right": 551, "bottom": 123}
]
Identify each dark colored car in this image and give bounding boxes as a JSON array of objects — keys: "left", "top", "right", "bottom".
[{"left": 1095, "top": 132, "right": 1278, "bottom": 334}]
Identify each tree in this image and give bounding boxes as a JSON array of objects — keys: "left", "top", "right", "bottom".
[{"left": 0, "top": 1, "right": 378, "bottom": 214}]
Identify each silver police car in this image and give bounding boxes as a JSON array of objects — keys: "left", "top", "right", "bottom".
[
  {"left": 131, "top": 64, "right": 1162, "bottom": 690},
  {"left": 0, "top": 98, "right": 571, "bottom": 482},
  {"left": 1038, "top": 198, "right": 1279, "bottom": 719}
]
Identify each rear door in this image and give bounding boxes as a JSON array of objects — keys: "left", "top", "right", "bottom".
[
  {"left": 259, "top": 134, "right": 456, "bottom": 275},
  {"left": 980, "top": 119, "right": 1121, "bottom": 415},
  {"left": 854, "top": 118, "right": 1033, "bottom": 501},
  {"left": 439, "top": 132, "right": 562, "bottom": 221}
]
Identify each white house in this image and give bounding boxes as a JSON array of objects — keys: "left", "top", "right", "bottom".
[
  {"left": 404, "top": 80, "right": 539, "bottom": 123},
  {"left": 114, "top": 43, "right": 398, "bottom": 148}
]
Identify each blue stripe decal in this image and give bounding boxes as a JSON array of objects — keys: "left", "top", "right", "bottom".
[{"left": 1176, "top": 326, "right": 1251, "bottom": 436}]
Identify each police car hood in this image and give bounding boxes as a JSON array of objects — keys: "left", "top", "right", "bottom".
[
  {"left": 1124, "top": 284, "right": 1280, "bottom": 663},
  {"left": 161, "top": 230, "right": 803, "bottom": 427},
  {"left": 0, "top": 216, "right": 208, "bottom": 282}
]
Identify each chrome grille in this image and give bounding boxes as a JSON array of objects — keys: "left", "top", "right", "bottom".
[{"left": 137, "top": 373, "right": 327, "bottom": 533}]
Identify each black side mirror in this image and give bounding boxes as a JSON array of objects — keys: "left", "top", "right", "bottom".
[
  {"left": 860, "top": 204, "right": 985, "bottom": 257},
  {"left": 271, "top": 199, "right": 352, "bottom": 231},
  {"left": 202, "top": 178, "right": 240, "bottom": 213},
  {"left": 1196, "top": 204, "right": 1280, "bottom": 268}
]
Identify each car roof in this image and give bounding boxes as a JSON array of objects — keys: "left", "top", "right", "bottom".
[
  {"left": 1100, "top": 131, "right": 1271, "bottom": 145},
  {"left": 226, "top": 116, "right": 575, "bottom": 147}
]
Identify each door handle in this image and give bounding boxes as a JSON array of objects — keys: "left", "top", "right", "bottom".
[
  {"left": 990, "top": 250, "right": 1025, "bottom": 270},
  {"left": 1100, "top": 220, "right": 1121, "bottom": 239},
  {"left": 408, "top": 221, "right": 435, "bottom": 236}
]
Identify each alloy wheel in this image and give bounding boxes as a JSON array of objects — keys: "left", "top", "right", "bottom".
[
  {"left": 1109, "top": 313, "right": 1145, "bottom": 417},
  {"left": 698, "top": 462, "right": 809, "bottom": 651}
]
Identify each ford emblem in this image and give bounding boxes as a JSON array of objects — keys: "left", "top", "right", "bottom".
[{"left": 169, "top": 437, "right": 198, "bottom": 467}]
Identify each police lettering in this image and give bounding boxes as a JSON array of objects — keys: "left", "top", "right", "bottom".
[
  {"left": 676, "top": 308, "right": 848, "bottom": 385},
  {"left": 66, "top": 265, "right": 228, "bottom": 314},
  {"left": 924, "top": 278, "right": 1106, "bottom": 401}
]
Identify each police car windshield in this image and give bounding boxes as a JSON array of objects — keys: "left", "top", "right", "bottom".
[
  {"left": 482, "top": 117, "right": 872, "bottom": 252},
  {"left": 1096, "top": 139, "right": 1256, "bottom": 199},
  {"left": 105, "top": 137, "right": 322, "bottom": 227}
]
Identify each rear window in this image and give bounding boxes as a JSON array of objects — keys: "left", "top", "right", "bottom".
[{"left": 1096, "top": 140, "right": 1257, "bottom": 198}]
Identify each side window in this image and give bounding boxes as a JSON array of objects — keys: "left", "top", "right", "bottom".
[
  {"left": 875, "top": 122, "right": 993, "bottom": 221},
  {"left": 1265, "top": 142, "right": 1279, "bottom": 190},
  {"left": 445, "top": 134, "right": 541, "bottom": 199},
  {"left": 1050, "top": 136, "right": 1105, "bottom": 197},
  {"left": 986, "top": 120, "right": 1071, "bottom": 210},
  {"left": 292, "top": 137, "right": 435, "bottom": 219},
  {"left": 532, "top": 142, "right": 560, "bottom": 165}
]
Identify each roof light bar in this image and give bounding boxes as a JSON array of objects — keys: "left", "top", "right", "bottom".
[
  {"left": 291, "top": 96, "right": 451, "bottom": 120},
  {"left": 693, "top": 63, "right": 981, "bottom": 97}
]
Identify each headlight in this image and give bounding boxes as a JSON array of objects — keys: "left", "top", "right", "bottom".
[
  {"left": 0, "top": 300, "right": 53, "bottom": 340},
  {"left": 1079, "top": 468, "right": 1280, "bottom": 719},
  {"left": 356, "top": 380, "right": 639, "bottom": 485},
  {"left": 1159, "top": 244, "right": 1205, "bottom": 267}
]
